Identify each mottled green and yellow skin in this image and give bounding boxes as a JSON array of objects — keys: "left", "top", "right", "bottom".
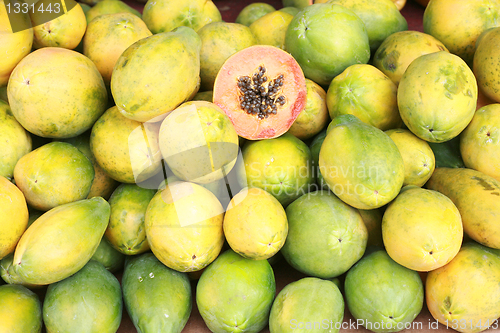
[
  {"left": 14, "top": 142, "right": 95, "bottom": 211},
  {"left": 0, "top": 253, "right": 41, "bottom": 289},
  {"left": 288, "top": 79, "right": 329, "bottom": 140},
  {"left": 327, "top": 64, "right": 401, "bottom": 131},
  {"left": 423, "top": 0, "right": 500, "bottom": 66},
  {"left": 237, "top": 133, "right": 314, "bottom": 206},
  {"left": 224, "top": 187, "right": 288, "bottom": 260},
  {"left": 84, "top": 13, "right": 152, "bottom": 85},
  {"left": 31, "top": 2, "right": 86, "bottom": 50},
  {"left": 111, "top": 27, "right": 201, "bottom": 122},
  {"left": 43, "top": 260, "right": 122, "bottom": 333},
  {"left": 474, "top": 28, "right": 500, "bottom": 103},
  {"left": 60, "top": 132, "right": 117, "bottom": 200},
  {"left": 0, "top": 285, "right": 42, "bottom": 333},
  {"left": 0, "top": 176, "right": 28, "bottom": 261},
  {"left": 325, "top": 0, "right": 407, "bottom": 52},
  {"left": 90, "top": 106, "right": 162, "bottom": 184},
  {"left": 426, "top": 167, "right": 500, "bottom": 249},
  {"left": 373, "top": 30, "right": 448, "bottom": 86},
  {"left": 358, "top": 208, "right": 383, "bottom": 247},
  {"left": 250, "top": 11, "right": 294, "bottom": 50},
  {"left": 282, "top": 190, "right": 368, "bottom": 279},
  {"left": 145, "top": 181, "right": 224, "bottom": 272},
  {"left": 12, "top": 197, "right": 110, "bottom": 285},
  {"left": 382, "top": 186, "right": 463, "bottom": 272},
  {"left": 122, "top": 253, "right": 192, "bottom": 333},
  {"left": 196, "top": 249, "right": 276, "bottom": 333},
  {"left": 282, "top": 0, "right": 312, "bottom": 9},
  {"left": 90, "top": 237, "right": 125, "bottom": 273},
  {"left": 0, "top": 0, "right": 32, "bottom": 86},
  {"left": 105, "top": 184, "right": 155, "bottom": 255},
  {"left": 398, "top": 51, "right": 477, "bottom": 143},
  {"left": 7, "top": 47, "right": 108, "bottom": 138},
  {"left": 320, "top": 115, "right": 404, "bottom": 209},
  {"left": 270, "top": 277, "right": 344, "bottom": 333},
  {"left": 386, "top": 128, "right": 436, "bottom": 187},
  {"left": 143, "top": 0, "right": 221, "bottom": 33},
  {"left": 85, "top": 0, "right": 142, "bottom": 24},
  {"left": 235, "top": 2, "right": 276, "bottom": 26},
  {"left": 426, "top": 243, "right": 500, "bottom": 333},
  {"left": 198, "top": 22, "right": 256, "bottom": 91},
  {"left": 0, "top": 101, "right": 31, "bottom": 180},
  {"left": 460, "top": 104, "right": 500, "bottom": 182},
  {"left": 345, "top": 250, "right": 423, "bottom": 333}
]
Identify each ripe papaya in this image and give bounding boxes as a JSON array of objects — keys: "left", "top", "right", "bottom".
[{"left": 0, "top": 284, "right": 42, "bottom": 333}]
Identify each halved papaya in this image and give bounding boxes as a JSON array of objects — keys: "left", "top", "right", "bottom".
[{"left": 213, "top": 45, "right": 307, "bottom": 140}]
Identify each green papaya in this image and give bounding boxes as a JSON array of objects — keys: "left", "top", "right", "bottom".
[
  {"left": 320, "top": 114, "right": 405, "bottom": 209},
  {"left": 196, "top": 249, "right": 276, "bottom": 333},
  {"left": 12, "top": 197, "right": 110, "bottom": 285},
  {"left": 0, "top": 253, "right": 41, "bottom": 289},
  {"left": 90, "top": 237, "right": 126, "bottom": 273},
  {"left": 0, "top": 284, "right": 42, "bottom": 333},
  {"left": 43, "top": 260, "right": 122, "bottom": 333},
  {"left": 428, "top": 137, "right": 465, "bottom": 168},
  {"left": 122, "top": 253, "right": 192, "bottom": 333},
  {"left": 309, "top": 129, "right": 328, "bottom": 190}
]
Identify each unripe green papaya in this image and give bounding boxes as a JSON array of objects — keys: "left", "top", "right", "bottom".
[
  {"left": 43, "top": 260, "right": 122, "bottom": 333},
  {"left": 12, "top": 197, "right": 111, "bottom": 285},
  {"left": 90, "top": 237, "right": 125, "bottom": 273},
  {"left": 122, "top": 253, "right": 192, "bottom": 333}
]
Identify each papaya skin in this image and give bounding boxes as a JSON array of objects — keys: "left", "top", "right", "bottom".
[
  {"left": 0, "top": 285, "right": 42, "bottom": 333},
  {"left": 85, "top": 0, "right": 142, "bottom": 24},
  {"left": 425, "top": 167, "right": 500, "bottom": 249},
  {"left": 426, "top": 242, "right": 500, "bottom": 333},
  {"left": 473, "top": 27, "right": 500, "bottom": 103}
]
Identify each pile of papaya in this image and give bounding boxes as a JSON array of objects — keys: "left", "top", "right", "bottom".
[{"left": 1, "top": 0, "right": 500, "bottom": 332}]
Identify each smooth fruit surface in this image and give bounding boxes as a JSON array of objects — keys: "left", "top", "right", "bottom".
[
  {"left": 0, "top": 284, "right": 42, "bottom": 333},
  {"left": 474, "top": 27, "right": 500, "bottom": 103}
]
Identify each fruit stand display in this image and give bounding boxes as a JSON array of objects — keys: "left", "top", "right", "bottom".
[{"left": 1, "top": 0, "right": 500, "bottom": 333}]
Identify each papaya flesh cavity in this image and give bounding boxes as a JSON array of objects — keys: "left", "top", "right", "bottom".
[{"left": 213, "top": 45, "right": 306, "bottom": 140}]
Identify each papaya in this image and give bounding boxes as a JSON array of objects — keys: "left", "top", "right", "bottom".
[
  {"left": 196, "top": 249, "right": 276, "bottom": 333},
  {"left": 0, "top": 176, "right": 28, "bottom": 260},
  {"left": 326, "top": 64, "right": 402, "bottom": 131},
  {"left": 30, "top": 1, "right": 86, "bottom": 50},
  {"left": 158, "top": 101, "right": 239, "bottom": 184},
  {"left": 143, "top": 0, "right": 221, "bottom": 34},
  {"left": 0, "top": 100, "right": 31, "bottom": 181},
  {"left": 213, "top": 45, "right": 307, "bottom": 140},
  {"left": 326, "top": 0, "right": 408, "bottom": 52},
  {"left": 288, "top": 78, "right": 329, "bottom": 140},
  {"left": 111, "top": 26, "right": 201, "bottom": 122},
  {"left": 428, "top": 137, "right": 466, "bottom": 168},
  {"left": 279, "top": 7, "right": 300, "bottom": 16},
  {"left": 90, "top": 237, "right": 125, "bottom": 273},
  {"left": 106, "top": 184, "right": 155, "bottom": 255},
  {"left": 385, "top": 128, "right": 435, "bottom": 187},
  {"left": 282, "top": 0, "right": 312, "bottom": 9},
  {"left": 460, "top": 104, "right": 500, "bottom": 181},
  {"left": 13, "top": 141, "right": 95, "bottom": 211},
  {"left": 249, "top": 11, "right": 294, "bottom": 50},
  {"left": 282, "top": 190, "right": 368, "bottom": 279},
  {"left": 236, "top": 132, "right": 314, "bottom": 206},
  {"left": 90, "top": 106, "right": 162, "bottom": 184},
  {"left": 397, "top": 51, "right": 477, "bottom": 143},
  {"left": 43, "top": 260, "right": 122, "bottom": 333},
  {"left": 474, "top": 27, "right": 500, "bottom": 103},
  {"left": 12, "top": 197, "right": 110, "bottom": 285},
  {"left": 85, "top": 0, "right": 142, "bottom": 24},
  {"left": 193, "top": 90, "right": 213, "bottom": 102},
  {"left": 425, "top": 167, "right": 500, "bottom": 249},
  {"left": 319, "top": 115, "right": 405, "bottom": 210},
  {"left": 345, "top": 250, "right": 424, "bottom": 333},
  {"left": 59, "top": 131, "right": 117, "bottom": 200},
  {"left": 223, "top": 187, "right": 288, "bottom": 260},
  {"left": 0, "top": 254, "right": 41, "bottom": 289},
  {"left": 0, "top": 86, "right": 6, "bottom": 102},
  {"left": 7, "top": 47, "right": 108, "bottom": 138},
  {"left": 423, "top": 0, "right": 500, "bottom": 66},
  {"left": 235, "top": 3, "right": 276, "bottom": 26},
  {"left": 269, "top": 277, "right": 344, "bottom": 333},
  {"left": 309, "top": 129, "right": 328, "bottom": 190},
  {"left": 373, "top": 30, "right": 448, "bottom": 86},
  {"left": 84, "top": 13, "right": 152, "bottom": 86},
  {"left": 284, "top": 2, "right": 370, "bottom": 86},
  {"left": 382, "top": 186, "right": 463, "bottom": 271},
  {"left": 198, "top": 22, "right": 256, "bottom": 92},
  {"left": 0, "top": 0, "right": 32, "bottom": 86},
  {"left": 0, "top": 284, "right": 42, "bottom": 333},
  {"left": 122, "top": 253, "right": 192, "bottom": 333},
  {"left": 358, "top": 208, "right": 384, "bottom": 248},
  {"left": 145, "top": 181, "right": 224, "bottom": 272},
  {"left": 426, "top": 242, "right": 500, "bottom": 333}
]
